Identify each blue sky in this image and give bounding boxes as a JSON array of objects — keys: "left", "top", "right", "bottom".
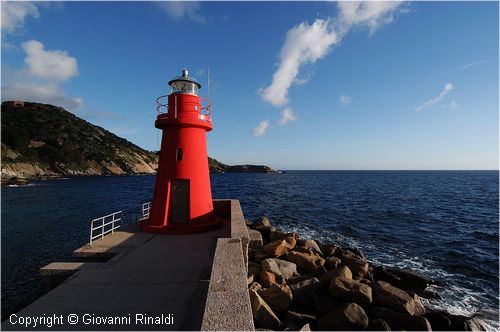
[{"left": 1, "top": 1, "right": 498, "bottom": 170}]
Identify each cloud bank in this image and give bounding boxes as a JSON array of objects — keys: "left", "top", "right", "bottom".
[
  {"left": 2, "top": 40, "right": 83, "bottom": 112},
  {"left": 1, "top": 1, "right": 39, "bottom": 35},
  {"left": 157, "top": 1, "right": 206, "bottom": 24},
  {"left": 261, "top": 2, "right": 404, "bottom": 108},
  {"left": 416, "top": 83, "right": 454, "bottom": 111}
]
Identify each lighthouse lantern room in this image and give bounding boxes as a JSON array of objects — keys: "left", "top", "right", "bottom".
[{"left": 141, "top": 68, "right": 220, "bottom": 234}]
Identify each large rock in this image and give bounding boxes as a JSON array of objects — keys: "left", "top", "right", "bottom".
[
  {"left": 259, "top": 271, "right": 276, "bottom": 288},
  {"left": 285, "top": 310, "right": 316, "bottom": 327},
  {"left": 248, "top": 229, "right": 263, "bottom": 249},
  {"left": 286, "top": 251, "right": 325, "bottom": 272},
  {"left": 367, "top": 319, "right": 391, "bottom": 331},
  {"left": 321, "top": 244, "right": 340, "bottom": 257},
  {"left": 318, "top": 303, "right": 369, "bottom": 330},
  {"left": 248, "top": 261, "right": 261, "bottom": 285},
  {"left": 258, "top": 284, "right": 293, "bottom": 313},
  {"left": 369, "top": 307, "right": 431, "bottom": 331},
  {"left": 262, "top": 235, "right": 296, "bottom": 257},
  {"left": 313, "top": 294, "right": 343, "bottom": 316},
  {"left": 269, "top": 230, "right": 300, "bottom": 242},
  {"left": 319, "top": 265, "right": 353, "bottom": 285},
  {"left": 329, "top": 277, "right": 373, "bottom": 305},
  {"left": 446, "top": 314, "right": 488, "bottom": 331},
  {"left": 249, "top": 289, "right": 282, "bottom": 330},
  {"left": 342, "top": 255, "right": 369, "bottom": 278},
  {"left": 423, "top": 311, "right": 452, "bottom": 330},
  {"left": 298, "top": 239, "right": 323, "bottom": 255},
  {"left": 288, "top": 277, "right": 321, "bottom": 308},
  {"left": 372, "top": 281, "right": 426, "bottom": 315},
  {"left": 374, "top": 266, "right": 431, "bottom": 293},
  {"left": 261, "top": 258, "right": 298, "bottom": 280},
  {"left": 254, "top": 216, "right": 271, "bottom": 227},
  {"left": 325, "top": 256, "right": 341, "bottom": 269}
]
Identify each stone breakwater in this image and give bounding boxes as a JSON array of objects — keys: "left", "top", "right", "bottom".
[{"left": 246, "top": 216, "right": 488, "bottom": 331}]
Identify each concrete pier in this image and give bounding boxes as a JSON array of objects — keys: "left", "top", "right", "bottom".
[{"left": 2, "top": 200, "right": 254, "bottom": 331}]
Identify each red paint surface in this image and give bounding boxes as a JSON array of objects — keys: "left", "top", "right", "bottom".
[{"left": 141, "top": 93, "right": 220, "bottom": 233}]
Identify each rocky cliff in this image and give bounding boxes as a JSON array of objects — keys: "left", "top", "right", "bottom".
[{"left": 1, "top": 101, "right": 276, "bottom": 183}]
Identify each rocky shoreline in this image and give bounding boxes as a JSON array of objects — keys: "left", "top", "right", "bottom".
[{"left": 246, "top": 216, "right": 487, "bottom": 331}]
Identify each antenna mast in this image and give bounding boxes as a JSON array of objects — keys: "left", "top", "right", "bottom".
[{"left": 207, "top": 68, "right": 211, "bottom": 101}]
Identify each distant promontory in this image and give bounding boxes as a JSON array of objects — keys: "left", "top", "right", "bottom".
[{"left": 1, "top": 101, "right": 276, "bottom": 184}]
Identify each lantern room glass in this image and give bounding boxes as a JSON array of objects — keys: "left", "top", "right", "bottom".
[{"left": 170, "top": 81, "right": 199, "bottom": 95}]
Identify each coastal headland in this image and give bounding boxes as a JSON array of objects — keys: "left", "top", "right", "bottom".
[{"left": 0, "top": 101, "right": 276, "bottom": 185}]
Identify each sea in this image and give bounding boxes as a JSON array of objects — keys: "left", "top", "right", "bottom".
[{"left": 1, "top": 171, "right": 499, "bottom": 328}]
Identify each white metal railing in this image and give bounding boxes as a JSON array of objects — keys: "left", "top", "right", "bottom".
[
  {"left": 89, "top": 211, "right": 123, "bottom": 245},
  {"left": 88, "top": 201, "right": 151, "bottom": 246},
  {"left": 141, "top": 202, "right": 151, "bottom": 219}
]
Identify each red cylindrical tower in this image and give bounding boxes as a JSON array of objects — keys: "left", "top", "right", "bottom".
[{"left": 141, "top": 69, "right": 220, "bottom": 234}]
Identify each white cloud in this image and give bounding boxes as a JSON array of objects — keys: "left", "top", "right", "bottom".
[
  {"left": 450, "top": 100, "right": 458, "bottom": 110},
  {"left": 253, "top": 120, "right": 270, "bottom": 137},
  {"left": 278, "top": 107, "right": 297, "bottom": 126},
  {"left": 340, "top": 94, "right": 352, "bottom": 105},
  {"left": 1, "top": 40, "right": 82, "bottom": 112},
  {"left": 23, "top": 40, "right": 78, "bottom": 81},
  {"left": 460, "top": 59, "right": 491, "bottom": 70},
  {"left": 261, "top": 1, "right": 405, "bottom": 108},
  {"left": 157, "top": 1, "right": 206, "bottom": 24},
  {"left": 261, "top": 19, "right": 339, "bottom": 107},
  {"left": 1, "top": 1, "right": 39, "bottom": 35},
  {"left": 337, "top": 1, "right": 403, "bottom": 34},
  {"left": 416, "top": 83, "right": 454, "bottom": 111}
]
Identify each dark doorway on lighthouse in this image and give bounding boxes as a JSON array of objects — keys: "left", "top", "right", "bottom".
[{"left": 170, "top": 179, "right": 190, "bottom": 224}]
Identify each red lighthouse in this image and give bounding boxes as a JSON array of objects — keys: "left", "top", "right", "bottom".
[{"left": 141, "top": 69, "right": 220, "bottom": 234}]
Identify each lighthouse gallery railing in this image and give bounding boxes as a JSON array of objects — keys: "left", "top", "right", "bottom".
[
  {"left": 155, "top": 95, "right": 212, "bottom": 121},
  {"left": 89, "top": 201, "right": 150, "bottom": 246}
]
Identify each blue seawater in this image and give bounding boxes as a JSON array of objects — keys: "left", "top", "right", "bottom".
[{"left": 1, "top": 171, "right": 498, "bottom": 327}]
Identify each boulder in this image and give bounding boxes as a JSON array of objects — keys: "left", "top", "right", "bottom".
[
  {"left": 342, "top": 255, "right": 369, "bottom": 278},
  {"left": 254, "top": 216, "right": 271, "bottom": 227},
  {"left": 289, "top": 277, "right": 321, "bottom": 308},
  {"left": 293, "top": 246, "right": 316, "bottom": 255},
  {"left": 320, "top": 266, "right": 353, "bottom": 285},
  {"left": 374, "top": 266, "right": 431, "bottom": 293},
  {"left": 418, "top": 289, "right": 442, "bottom": 300},
  {"left": 313, "top": 294, "right": 343, "bottom": 316},
  {"left": 286, "top": 251, "right": 325, "bottom": 272},
  {"left": 245, "top": 219, "right": 254, "bottom": 227},
  {"left": 298, "top": 239, "right": 323, "bottom": 255},
  {"left": 318, "top": 303, "right": 369, "bottom": 330},
  {"left": 269, "top": 230, "right": 300, "bottom": 242},
  {"left": 321, "top": 244, "right": 340, "bottom": 257},
  {"left": 369, "top": 306, "right": 431, "bottom": 331},
  {"left": 423, "top": 311, "right": 452, "bottom": 330},
  {"left": 285, "top": 310, "right": 316, "bottom": 327},
  {"left": 298, "top": 323, "right": 311, "bottom": 331},
  {"left": 259, "top": 271, "right": 276, "bottom": 288},
  {"left": 367, "top": 319, "right": 391, "bottom": 331},
  {"left": 309, "top": 265, "right": 328, "bottom": 278},
  {"left": 258, "top": 283, "right": 293, "bottom": 313},
  {"left": 249, "top": 229, "right": 263, "bottom": 249},
  {"left": 286, "top": 275, "right": 312, "bottom": 286},
  {"left": 249, "top": 282, "right": 262, "bottom": 292},
  {"left": 262, "top": 235, "right": 296, "bottom": 257},
  {"left": 253, "top": 249, "right": 271, "bottom": 263},
  {"left": 447, "top": 314, "right": 488, "bottom": 331},
  {"left": 325, "top": 256, "right": 341, "bottom": 269},
  {"left": 249, "top": 289, "right": 282, "bottom": 330},
  {"left": 372, "top": 281, "right": 426, "bottom": 315},
  {"left": 248, "top": 262, "right": 261, "bottom": 285},
  {"left": 329, "top": 277, "right": 373, "bottom": 305},
  {"left": 253, "top": 226, "right": 274, "bottom": 243},
  {"left": 261, "top": 258, "right": 298, "bottom": 280}
]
